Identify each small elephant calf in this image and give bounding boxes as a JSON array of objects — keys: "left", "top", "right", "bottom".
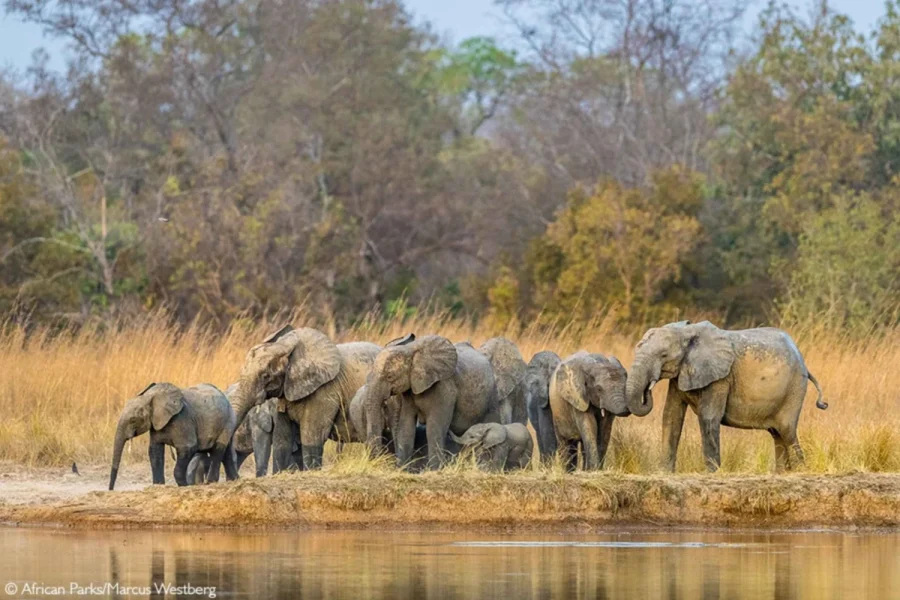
[
  {"left": 188, "top": 397, "right": 279, "bottom": 484},
  {"left": 449, "top": 422, "right": 533, "bottom": 471},
  {"left": 109, "top": 382, "right": 238, "bottom": 489}
]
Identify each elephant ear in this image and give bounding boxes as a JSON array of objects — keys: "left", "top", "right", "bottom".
[
  {"left": 481, "top": 424, "right": 508, "bottom": 449},
  {"left": 554, "top": 356, "right": 589, "bottom": 412},
  {"left": 528, "top": 351, "right": 560, "bottom": 409},
  {"left": 283, "top": 328, "right": 343, "bottom": 402},
  {"left": 263, "top": 324, "right": 294, "bottom": 343},
  {"left": 147, "top": 383, "right": 185, "bottom": 431},
  {"left": 386, "top": 333, "right": 416, "bottom": 347},
  {"left": 137, "top": 382, "right": 156, "bottom": 396},
  {"left": 253, "top": 402, "right": 275, "bottom": 433},
  {"left": 480, "top": 338, "right": 527, "bottom": 401},
  {"left": 411, "top": 335, "right": 458, "bottom": 394},
  {"left": 678, "top": 324, "right": 735, "bottom": 392}
]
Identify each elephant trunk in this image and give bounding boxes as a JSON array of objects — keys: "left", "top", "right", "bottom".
[
  {"left": 229, "top": 380, "right": 263, "bottom": 438},
  {"left": 626, "top": 359, "right": 657, "bottom": 417},
  {"left": 364, "top": 380, "right": 390, "bottom": 453},
  {"left": 448, "top": 431, "right": 466, "bottom": 445},
  {"left": 109, "top": 419, "right": 130, "bottom": 491}
]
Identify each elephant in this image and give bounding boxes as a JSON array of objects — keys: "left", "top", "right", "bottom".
[
  {"left": 478, "top": 337, "right": 528, "bottom": 425},
  {"left": 625, "top": 320, "right": 827, "bottom": 472},
  {"left": 549, "top": 352, "right": 629, "bottom": 471},
  {"left": 448, "top": 422, "right": 533, "bottom": 471},
  {"left": 361, "top": 334, "right": 498, "bottom": 469},
  {"left": 347, "top": 384, "right": 429, "bottom": 470},
  {"left": 187, "top": 395, "right": 280, "bottom": 483},
  {"left": 222, "top": 325, "right": 381, "bottom": 473},
  {"left": 524, "top": 351, "right": 561, "bottom": 461},
  {"left": 108, "top": 382, "right": 237, "bottom": 490}
]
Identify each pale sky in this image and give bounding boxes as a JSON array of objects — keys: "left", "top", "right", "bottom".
[{"left": 0, "top": 0, "right": 888, "bottom": 72}]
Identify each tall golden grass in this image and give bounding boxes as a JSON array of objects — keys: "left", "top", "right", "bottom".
[{"left": 1, "top": 311, "right": 897, "bottom": 474}]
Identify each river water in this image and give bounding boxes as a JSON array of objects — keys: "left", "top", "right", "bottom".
[{"left": 1, "top": 527, "right": 898, "bottom": 598}]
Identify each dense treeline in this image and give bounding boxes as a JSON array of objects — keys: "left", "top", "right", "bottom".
[{"left": 1, "top": 0, "right": 899, "bottom": 332}]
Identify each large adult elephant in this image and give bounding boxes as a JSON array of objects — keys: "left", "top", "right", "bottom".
[
  {"left": 549, "top": 352, "right": 629, "bottom": 471},
  {"left": 524, "top": 351, "right": 561, "bottom": 460},
  {"left": 625, "top": 320, "right": 827, "bottom": 472},
  {"left": 361, "top": 335, "right": 496, "bottom": 469},
  {"left": 479, "top": 337, "right": 528, "bottom": 425},
  {"left": 221, "top": 325, "right": 380, "bottom": 473}
]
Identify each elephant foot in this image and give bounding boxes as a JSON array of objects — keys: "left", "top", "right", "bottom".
[{"left": 302, "top": 445, "right": 324, "bottom": 470}]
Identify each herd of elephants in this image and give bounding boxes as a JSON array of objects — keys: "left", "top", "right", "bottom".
[{"left": 107, "top": 320, "right": 829, "bottom": 490}]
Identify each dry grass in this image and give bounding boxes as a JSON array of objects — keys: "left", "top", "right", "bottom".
[{"left": 1, "top": 310, "right": 899, "bottom": 475}]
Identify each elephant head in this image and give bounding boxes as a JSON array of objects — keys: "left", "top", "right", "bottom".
[
  {"left": 228, "top": 325, "right": 343, "bottom": 430},
  {"left": 479, "top": 338, "right": 527, "bottom": 422},
  {"left": 525, "top": 351, "right": 561, "bottom": 410},
  {"left": 448, "top": 423, "right": 506, "bottom": 449},
  {"left": 363, "top": 334, "right": 458, "bottom": 451},
  {"left": 553, "top": 352, "right": 629, "bottom": 417},
  {"left": 626, "top": 320, "right": 735, "bottom": 417},
  {"left": 109, "top": 383, "right": 185, "bottom": 490}
]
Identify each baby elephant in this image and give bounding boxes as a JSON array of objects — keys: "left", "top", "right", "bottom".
[
  {"left": 108, "top": 382, "right": 237, "bottom": 490},
  {"left": 449, "top": 422, "right": 533, "bottom": 471},
  {"left": 188, "top": 398, "right": 279, "bottom": 483}
]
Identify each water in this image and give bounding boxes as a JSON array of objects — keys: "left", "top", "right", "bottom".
[{"left": 1, "top": 527, "right": 899, "bottom": 598}]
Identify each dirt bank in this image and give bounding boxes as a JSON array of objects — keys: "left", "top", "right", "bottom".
[{"left": 2, "top": 462, "right": 899, "bottom": 530}]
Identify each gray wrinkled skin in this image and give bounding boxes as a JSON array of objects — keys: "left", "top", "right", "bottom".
[
  {"left": 449, "top": 422, "right": 533, "bottom": 471},
  {"left": 626, "top": 320, "right": 827, "bottom": 472},
  {"left": 362, "top": 336, "right": 497, "bottom": 469},
  {"left": 188, "top": 389, "right": 279, "bottom": 483},
  {"left": 478, "top": 338, "right": 528, "bottom": 425},
  {"left": 524, "top": 351, "right": 561, "bottom": 461},
  {"left": 549, "top": 352, "right": 628, "bottom": 471},
  {"left": 226, "top": 325, "right": 380, "bottom": 472},
  {"left": 109, "top": 383, "right": 236, "bottom": 490}
]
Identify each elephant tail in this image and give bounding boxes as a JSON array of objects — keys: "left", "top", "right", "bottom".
[{"left": 808, "top": 372, "right": 827, "bottom": 410}]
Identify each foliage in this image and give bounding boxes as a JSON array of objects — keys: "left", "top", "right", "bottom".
[
  {"left": 526, "top": 167, "right": 703, "bottom": 323},
  {"left": 1, "top": 0, "right": 900, "bottom": 333}
]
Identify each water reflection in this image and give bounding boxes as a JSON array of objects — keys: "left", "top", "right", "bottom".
[{"left": 1, "top": 528, "right": 898, "bottom": 598}]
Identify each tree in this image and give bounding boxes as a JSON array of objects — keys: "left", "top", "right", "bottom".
[{"left": 527, "top": 165, "right": 704, "bottom": 322}]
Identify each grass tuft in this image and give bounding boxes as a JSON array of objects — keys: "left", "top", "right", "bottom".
[{"left": 1, "top": 312, "right": 898, "bottom": 474}]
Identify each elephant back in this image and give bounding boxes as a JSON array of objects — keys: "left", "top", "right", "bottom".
[
  {"left": 182, "top": 384, "right": 234, "bottom": 452},
  {"left": 479, "top": 337, "right": 527, "bottom": 402}
]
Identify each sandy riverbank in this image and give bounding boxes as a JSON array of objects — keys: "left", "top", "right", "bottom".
[{"left": 1, "top": 463, "right": 899, "bottom": 530}]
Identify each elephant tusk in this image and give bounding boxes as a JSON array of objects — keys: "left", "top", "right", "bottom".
[
  {"left": 600, "top": 409, "right": 607, "bottom": 418},
  {"left": 648, "top": 380, "right": 658, "bottom": 391}
]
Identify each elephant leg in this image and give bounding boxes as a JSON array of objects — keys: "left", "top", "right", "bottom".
[
  {"left": 394, "top": 396, "right": 419, "bottom": 467},
  {"left": 491, "top": 445, "right": 510, "bottom": 472},
  {"left": 235, "top": 451, "right": 250, "bottom": 474},
  {"left": 699, "top": 418, "right": 721, "bottom": 472},
  {"left": 559, "top": 438, "right": 579, "bottom": 472},
  {"left": 205, "top": 443, "right": 229, "bottom": 483},
  {"left": 775, "top": 423, "right": 804, "bottom": 471},
  {"left": 252, "top": 431, "right": 273, "bottom": 478},
  {"left": 423, "top": 401, "right": 454, "bottom": 470},
  {"left": 661, "top": 390, "right": 688, "bottom": 472},
  {"left": 173, "top": 447, "right": 194, "bottom": 487},
  {"left": 574, "top": 410, "right": 600, "bottom": 470},
  {"left": 537, "top": 407, "right": 557, "bottom": 462},
  {"left": 272, "top": 410, "right": 297, "bottom": 473},
  {"left": 498, "top": 398, "right": 513, "bottom": 426},
  {"left": 148, "top": 442, "right": 166, "bottom": 485},
  {"left": 299, "top": 398, "right": 340, "bottom": 471},
  {"left": 223, "top": 442, "right": 239, "bottom": 481},
  {"left": 698, "top": 382, "right": 727, "bottom": 472},
  {"left": 769, "top": 429, "right": 790, "bottom": 473},
  {"left": 597, "top": 413, "right": 615, "bottom": 469}
]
